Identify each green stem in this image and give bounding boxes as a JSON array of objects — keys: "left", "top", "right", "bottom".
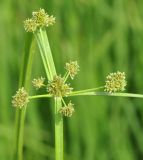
[
  {"left": 55, "top": 97, "right": 63, "bottom": 160},
  {"left": 29, "top": 94, "right": 52, "bottom": 99},
  {"left": 34, "top": 32, "right": 50, "bottom": 78},
  {"left": 69, "top": 91, "right": 143, "bottom": 99},
  {"left": 63, "top": 72, "right": 70, "bottom": 83},
  {"left": 71, "top": 86, "right": 104, "bottom": 95},
  {"left": 13, "top": 37, "right": 35, "bottom": 160},
  {"left": 39, "top": 28, "right": 53, "bottom": 79},
  {"left": 35, "top": 28, "right": 56, "bottom": 80},
  {"left": 61, "top": 98, "right": 66, "bottom": 106},
  {"left": 17, "top": 107, "right": 26, "bottom": 160},
  {"left": 35, "top": 28, "right": 63, "bottom": 160}
]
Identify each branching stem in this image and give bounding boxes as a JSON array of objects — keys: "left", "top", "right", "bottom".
[
  {"left": 35, "top": 28, "right": 63, "bottom": 160},
  {"left": 69, "top": 91, "right": 143, "bottom": 99},
  {"left": 71, "top": 86, "right": 104, "bottom": 95},
  {"left": 63, "top": 72, "right": 70, "bottom": 83}
]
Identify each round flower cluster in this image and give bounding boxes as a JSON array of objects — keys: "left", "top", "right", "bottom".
[
  {"left": 59, "top": 101, "right": 75, "bottom": 117},
  {"left": 24, "top": 8, "right": 55, "bottom": 32},
  {"left": 47, "top": 75, "right": 73, "bottom": 97},
  {"left": 12, "top": 87, "right": 29, "bottom": 109},
  {"left": 32, "top": 77, "right": 45, "bottom": 90},
  {"left": 23, "top": 19, "right": 37, "bottom": 32},
  {"left": 105, "top": 71, "right": 127, "bottom": 93},
  {"left": 65, "top": 61, "right": 79, "bottom": 79}
]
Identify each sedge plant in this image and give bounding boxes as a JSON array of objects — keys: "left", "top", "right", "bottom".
[{"left": 12, "top": 8, "right": 143, "bottom": 160}]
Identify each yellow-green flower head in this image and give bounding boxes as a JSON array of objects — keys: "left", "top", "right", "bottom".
[
  {"left": 32, "top": 8, "right": 55, "bottom": 27},
  {"left": 47, "top": 75, "right": 73, "bottom": 97},
  {"left": 32, "top": 77, "right": 45, "bottom": 90},
  {"left": 23, "top": 8, "right": 56, "bottom": 32},
  {"left": 65, "top": 61, "right": 79, "bottom": 79},
  {"left": 12, "top": 87, "right": 29, "bottom": 109},
  {"left": 105, "top": 71, "right": 127, "bottom": 93},
  {"left": 24, "top": 18, "right": 37, "bottom": 32},
  {"left": 59, "top": 101, "right": 75, "bottom": 117}
]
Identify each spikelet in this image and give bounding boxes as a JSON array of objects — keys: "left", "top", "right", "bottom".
[
  {"left": 65, "top": 61, "right": 79, "bottom": 79},
  {"left": 12, "top": 87, "right": 29, "bottom": 109},
  {"left": 23, "top": 8, "right": 56, "bottom": 32},
  {"left": 59, "top": 101, "right": 75, "bottom": 117},
  {"left": 105, "top": 71, "right": 127, "bottom": 93},
  {"left": 47, "top": 75, "right": 73, "bottom": 97},
  {"left": 32, "top": 77, "right": 45, "bottom": 89}
]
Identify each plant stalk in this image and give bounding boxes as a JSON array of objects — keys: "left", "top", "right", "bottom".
[
  {"left": 13, "top": 36, "right": 35, "bottom": 160},
  {"left": 29, "top": 94, "right": 52, "bottom": 99},
  {"left": 71, "top": 86, "right": 104, "bottom": 95},
  {"left": 55, "top": 97, "right": 63, "bottom": 160},
  {"left": 34, "top": 28, "right": 63, "bottom": 160},
  {"left": 69, "top": 91, "right": 143, "bottom": 99}
]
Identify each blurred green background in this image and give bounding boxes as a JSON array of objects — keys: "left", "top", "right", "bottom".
[{"left": 1, "top": 0, "right": 143, "bottom": 160}]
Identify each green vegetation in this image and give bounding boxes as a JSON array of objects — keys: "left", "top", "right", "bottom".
[{"left": 1, "top": 1, "right": 143, "bottom": 160}]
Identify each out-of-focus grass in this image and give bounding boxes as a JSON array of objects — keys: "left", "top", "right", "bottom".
[{"left": 0, "top": 0, "right": 143, "bottom": 160}]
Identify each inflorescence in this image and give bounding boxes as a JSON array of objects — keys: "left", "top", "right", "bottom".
[
  {"left": 13, "top": 10, "right": 127, "bottom": 116},
  {"left": 12, "top": 87, "right": 29, "bottom": 109},
  {"left": 24, "top": 8, "right": 55, "bottom": 32},
  {"left": 59, "top": 101, "right": 75, "bottom": 117},
  {"left": 12, "top": 56, "right": 126, "bottom": 117},
  {"left": 105, "top": 71, "right": 127, "bottom": 93},
  {"left": 65, "top": 61, "right": 79, "bottom": 79},
  {"left": 12, "top": 61, "right": 79, "bottom": 115},
  {"left": 32, "top": 77, "right": 45, "bottom": 90},
  {"left": 47, "top": 75, "right": 73, "bottom": 97}
]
